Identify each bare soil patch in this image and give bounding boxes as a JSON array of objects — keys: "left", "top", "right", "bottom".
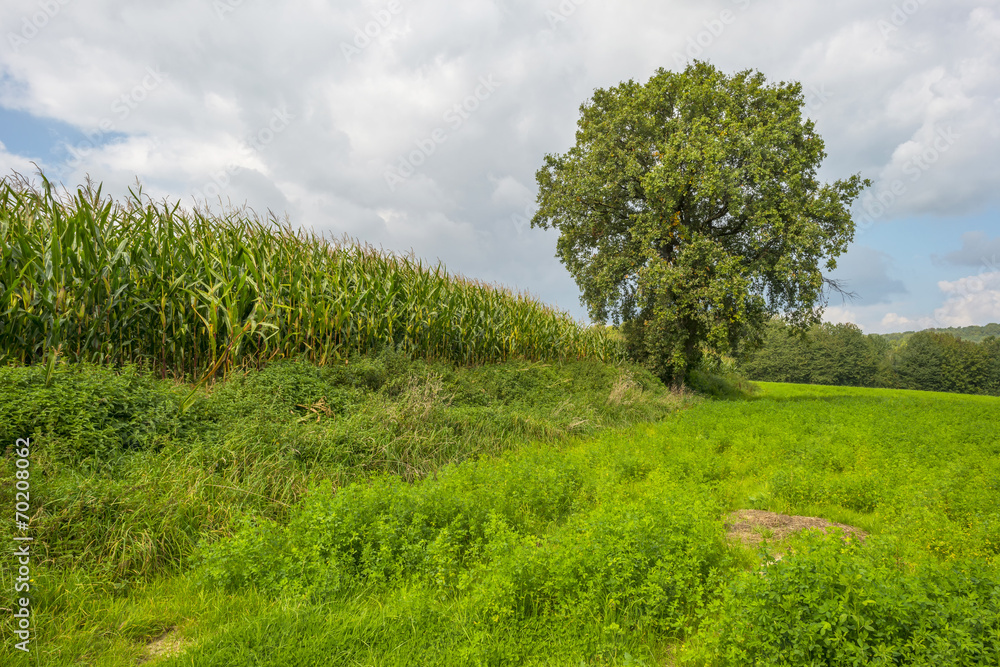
[
  {"left": 138, "top": 627, "right": 188, "bottom": 665},
  {"left": 725, "top": 509, "right": 867, "bottom": 547}
]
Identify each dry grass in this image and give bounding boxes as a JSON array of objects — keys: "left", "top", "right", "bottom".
[
  {"left": 607, "top": 370, "right": 642, "bottom": 405},
  {"left": 137, "top": 627, "right": 189, "bottom": 664},
  {"left": 725, "top": 509, "right": 868, "bottom": 547}
]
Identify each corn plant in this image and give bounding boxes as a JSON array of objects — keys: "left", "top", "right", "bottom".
[{"left": 0, "top": 172, "right": 624, "bottom": 380}]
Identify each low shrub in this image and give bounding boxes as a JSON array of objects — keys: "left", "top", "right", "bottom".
[
  {"left": 684, "top": 530, "right": 1000, "bottom": 666},
  {"left": 0, "top": 361, "right": 180, "bottom": 465},
  {"left": 686, "top": 369, "right": 758, "bottom": 400},
  {"left": 195, "top": 446, "right": 731, "bottom": 650}
]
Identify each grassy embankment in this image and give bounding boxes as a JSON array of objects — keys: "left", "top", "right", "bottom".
[
  {"left": 0, "top": 353, "right": 690, "bottom": 666},
  {"left": 4, "top": 377, "right": 1000, "bottom": 665}
]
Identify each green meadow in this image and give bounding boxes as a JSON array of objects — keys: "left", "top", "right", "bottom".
[
  {"left": 3, "top": 178, "right": 1000, "bottom": 665},
  {"left": 3, "top": 364, "right": 1000, "bottom": 665}
]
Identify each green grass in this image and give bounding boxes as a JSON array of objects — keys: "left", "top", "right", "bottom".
[
  {"left": 4, "top": 376, "right": 1000, "bottom": 665},
  {"left": 0, "top": 352, "right": 686, "bottom": 579}
]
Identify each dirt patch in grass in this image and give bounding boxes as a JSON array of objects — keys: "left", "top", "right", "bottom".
[
  {"left": 138, "top": 627, "right": 188, "bottom": 664},
  {"left": 725, "top": 509, "right": 867, "bottom": 547}
]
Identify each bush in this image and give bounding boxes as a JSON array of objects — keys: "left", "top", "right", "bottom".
[
  {"left": 686, "top": 368, "right": 757, "bottom": 400},
  {"left": 194, "top": 447, "right": 593, "bottom": 596},
  {"left": 195, "top": 446, "right": 730, "bottom": 642},
  {"left": 0, "top": 361, "right": 179, "bottom": 464},
  {"left": 684, "top": 531, "right": 1000, "bottom": 666}
]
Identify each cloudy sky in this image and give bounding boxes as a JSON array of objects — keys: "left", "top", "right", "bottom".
[{"left": 2, "top": 0, "right": 999, "bottom": 334}]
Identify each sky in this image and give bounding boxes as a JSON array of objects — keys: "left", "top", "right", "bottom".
[{"left": 1, "top": 0, "right": 999, "bottom": 334}]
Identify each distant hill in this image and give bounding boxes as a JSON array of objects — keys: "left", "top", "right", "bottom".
[{"left": 879, "top": 323, "right": 1000, "bottom": 344}]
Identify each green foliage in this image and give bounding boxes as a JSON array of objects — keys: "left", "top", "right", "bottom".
[
  {"left": 738, "top": 319, "right": 809, "bottom": 383},
  {"left": 193, "top": 438, "right": 729, "bottom": 664},
  {"left": 740, "top": 319, "right": 883, "bottom": 387},
  {"left": 5, "top": 380, "right": 1000, "bottom": 665},
  {"left": 183, "top": 380, "right": 1000, "bottom": 665},
  {"left": 741, "top": 319, "right": 1000, "bottom": 396},
  {"left": 685, "top": 368, "right": 758, "bottom": 400},
  {"left": 152, "top": 587, "right": 666, "bottom": 667},
  {"left": 0, "top": 354, "right": 683, "bottom": 578},
  {"left": 531, "top": 61, "right": 869, "bottom": 382},
  {"left": 880, "top": 322, "right": 1000, "bottom": 345},
  {"left": 895, "top": 331, "right": 992, "bottom": 394},
  {"left": 0, "top": 172, "right": 623, "bottom": 379},
  {"left": 685, "top": 531, "right": 1000, "bottom": 666},
  {"left": 807, "top": 322, "right": 879, "bottom": 386},
  {"left": 194, "top": 448, "right": 727, "bottom": 605},
  {"left": 986, "top": 336, "right": 1000, "bottom": 395},
  {"left": 0, "top": 361, "right": 179, "bottom": 464},
  {"left": 769, "top": 468, "right": 884, "bottom": 513}
]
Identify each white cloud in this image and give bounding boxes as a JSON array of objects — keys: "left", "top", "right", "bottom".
[
  {"left": 877, "top": 270, "right": 1000, "bottom": 331},
  {"left": 939, "top": 231, "right": 1000, "bottom": 269},
  {"left": 880, "top": 312, "right": 937, "bottom": 331},
  {"left": 488, "top": 173, "right": 532, "bottom": 208},
  {"left": 0, "top": 140, "right": 36, "bottom": 175},
  {"left": 932, "top": 270, "right": 1000, "bottom": 326},
  {"left": 823, "top": 305, "right": 860, "bottom": 326},
  {"left": 2, "top": 0, "right": 1000, "bottom": 323}
]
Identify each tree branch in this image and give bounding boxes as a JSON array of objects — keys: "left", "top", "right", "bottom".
[{"left": 823, "top": 276, "right": 857, "bottom": 303}]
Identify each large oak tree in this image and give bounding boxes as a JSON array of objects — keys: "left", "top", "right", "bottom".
[{"left": 531, "top": 61, "right": 870, "bottom": 382}]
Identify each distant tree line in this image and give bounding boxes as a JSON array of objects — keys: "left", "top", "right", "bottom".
[
  {"left": 738, "top": 320, "right": 1000, "bottom": 396},
  {"left": 880, "top": 322, "right": 1000, "bottom": 345}
]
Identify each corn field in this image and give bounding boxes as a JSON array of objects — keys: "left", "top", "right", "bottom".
[{"left": 0, "top": 173, "right": 624, "bottom": 381}]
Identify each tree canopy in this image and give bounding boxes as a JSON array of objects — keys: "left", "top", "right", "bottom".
[
  {"left": 738, "top": 319, "right": 1000, "bottom": 397},
  {"left": 531, "top": 61, "right": 870, "bottom": 382}
]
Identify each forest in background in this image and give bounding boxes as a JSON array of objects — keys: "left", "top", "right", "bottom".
[
  {"left": 880, "top": 323, "right": 1000, "bottom": 345},
  {"left": 738, "top": 320, "right": 1000, "bottom": 396}
]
